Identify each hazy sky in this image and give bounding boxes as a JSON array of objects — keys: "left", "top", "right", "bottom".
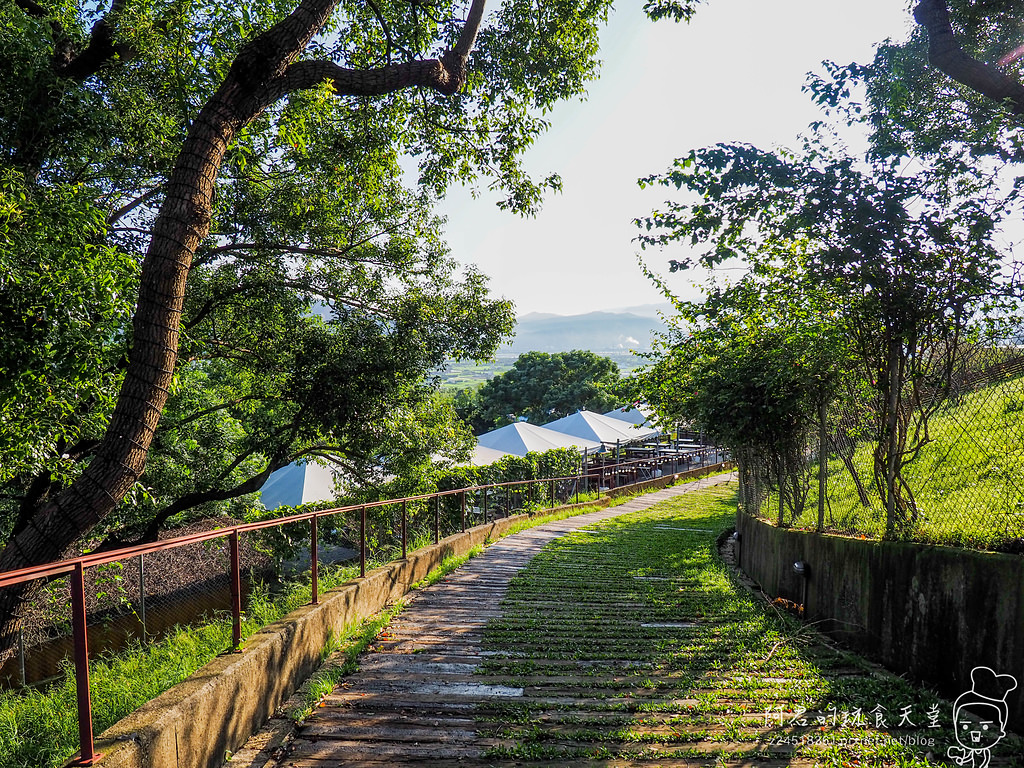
[{"left": 438, "top": 0, "right": 914, "bottom": 317}]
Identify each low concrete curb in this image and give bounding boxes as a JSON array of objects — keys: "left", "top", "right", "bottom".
[
  {"left": 607, "top": 461, "right": 734, "bottom": 498},
  {"left": 83, "top": 499, "right": 611, "bottom": 768}
]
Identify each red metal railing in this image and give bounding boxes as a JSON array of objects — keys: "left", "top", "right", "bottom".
[{"left": 0, "top": 445, "right": 722, "bottom": 765}]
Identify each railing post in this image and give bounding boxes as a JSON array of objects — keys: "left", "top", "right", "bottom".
[
  {"left": 360, "top": 505, "right": 367, "bottom": 578},
  {"left": 71, "top": 562, "right": 100, "bottom": 765},
  {"left": 461, "top": 490, "right": 466, "bottom": 531},
  {"left": 580, "top": 448, "right": 586, "bottom": 505},
  {"left": 401, "top": 500, "right": 408, "bottom": 559},
  {"left": 549, "top": 478, "right": 555, "bottom": 508},
  {"left": 138, "top": 553, "right": 147, "bottom": 645},
  {"left": 229, "top": 532, "right": 242, "bottom": 650},
  {"left": 483, "top": 487, "right": 489, "bottom": 521},
  {"left": 311, "top": 515, "right": 319, "bottom": 605},
  {"left": 818, "top": 400, "right": 827, "bottom": 532},
  {"left": 17, "top": 627, "right": 25, "bottom": 687},
  {"left": 505, "top": 485, "right": 510, "bottom": 516},
  {"left": 433, "top": 495, "right": 440, "bottom": 544}
]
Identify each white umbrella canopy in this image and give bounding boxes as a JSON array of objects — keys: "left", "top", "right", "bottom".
[
  {"left": 259, "top": 459, "right": 339, "bottom": 510},
  {"left": 544, "top": 410, "right": 657, "bottom": 447},
  {"left": 476, "top": 421, "right": 602, "bottom": 457}
]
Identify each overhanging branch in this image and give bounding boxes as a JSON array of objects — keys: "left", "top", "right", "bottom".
[{"left": 914, "top": 0, "right": 1024, "bottom": 114}]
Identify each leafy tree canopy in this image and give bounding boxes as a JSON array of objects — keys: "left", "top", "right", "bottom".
[
  {"left": 807, "top": 0, "right": 1024, "bottom": 184},
  {"left": 459, "top": 350, "right": 627, "bottom": 433},
  {"left": 0, "top": 0, "right": 616, "bottom": 579},
  {"left": 636, "top": 121, "right": 1014, "bottom": 535}
]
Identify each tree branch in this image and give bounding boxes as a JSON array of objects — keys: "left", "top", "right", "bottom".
[
  {"left": 272, "top": 57, "right": 455, "bottom": 99},
  {"left": 262, "top": 0, "right": 486, "bottom": 102},
  {"left": 107, "top": 185, "right": 163, "bottom": 226},
  {"left": 163, "top": 395, "right": 269, "bottom": 430},
  {"left": 108, "top": 456, "right": 289, "bottom": 550},
  {"left": 914, "top": 0, "right": 1024, "bottom": 114}
]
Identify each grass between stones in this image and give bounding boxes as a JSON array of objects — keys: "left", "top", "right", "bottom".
[{"left": 475, "top": 482, "right": 1023, "bottom": 767}]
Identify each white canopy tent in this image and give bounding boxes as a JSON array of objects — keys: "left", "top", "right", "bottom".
[
  {"left": 476, "top": 421, "right": 602, "bottom": 457},
  {"left": 259, "top": 459, "right": 340, "bottom": 510},
  {"left": 604, "top": 404, "right": 658, "bottom": 429},
  {"left": 544, "top": 410, "right": 659, "bottom": 447},
  {"left": 468, "top": 444, "right": 516, "bottom": 466}
]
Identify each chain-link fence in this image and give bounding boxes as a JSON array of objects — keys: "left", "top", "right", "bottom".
[
  {"left": 737, "top": 341, "right": 1024, "bottom": 553},
  {"left": 0, "top": 470, "right": 633, "bottom": 696}
]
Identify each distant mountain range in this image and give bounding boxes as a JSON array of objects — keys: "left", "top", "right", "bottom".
[{"left": 501, "top": 306, "right": 669, "bottom": 354}]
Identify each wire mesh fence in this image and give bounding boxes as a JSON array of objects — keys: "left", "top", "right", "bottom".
[{"left": 737, "top": 340, "right": 1024, "bottom": 553}]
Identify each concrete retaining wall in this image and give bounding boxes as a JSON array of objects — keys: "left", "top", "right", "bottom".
[
  {"left": 736, "top": 512, "right": 1024, "bottom": 731},
  {"left": 84, "top": 503, "right": 607, "bottom": 768}
]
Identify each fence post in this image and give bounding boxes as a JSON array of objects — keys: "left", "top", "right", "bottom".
[
  {"left": 577, "top": 451, "right": 584, "bottom": 505},
  {"left": 505, "top": 485, "right": 510, "bottom": 516},
  {"left": 738, "top": 460, "right": 746, "bottom": 513},
  {"left": 310, "top": 515, "right": 319, "bottom": 605},
  {"left": 360, "top": 505, "right": 367, "bottom": 578},
  {"left": 483, "top": 487, "right": 489, "bottom": 521},
  {"left": 401, "top": 500, "right": 408, "bottom": 559},
  {"left": 549, "top": 478, "right": 555, "bottom": 508},
  {"left": 17, "top": 627, "right": 25, "bottom": 687},
  {"left": 138, "top": 553, "right": 147, "bottom": 645},
  {"left": 71, "top": 562, "right": 100, "bottom": 765},
  {"left": 817, "top": 400, "right": 827, "bottom": 532},
  {"left": 229, "top": 531, "right": 242, "bottom": 650},
  {"left": 461, "top": 490, "right": 466, "bottom": 532},
  {"left": 433, "top": 495, "right": 440, "bottom": 544}
]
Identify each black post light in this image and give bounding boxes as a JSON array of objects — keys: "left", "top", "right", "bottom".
[{"left": 793, "top": 560, "right": 809, "bottom": 618}]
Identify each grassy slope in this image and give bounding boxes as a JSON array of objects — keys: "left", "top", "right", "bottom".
[{"left": 774, "top": 376, "right": 1024, "bottom": 548}]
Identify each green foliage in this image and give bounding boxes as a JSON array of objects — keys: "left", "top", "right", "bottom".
[
  {"left": 0, "top": 171, "right": 137, "bottom": 498},
  {"left": 0, "top": 0, "right": 616, "bottom": 547},
  {"left": 637, "top": 136, "right": 1010, "bottom": 536},
  {"left": 781, "top": 371, "right": 1024, "bottom": 551},
  {"left": 434, "top": 446, "right": 583, "bottom": 496},
  {"left": 464, "top": 350, "right": 626, "bottom": 432},
  {"left": 642, "top": 0, "right": 704, "bottom": 23},
  {"left": 639, "top": 255, "right": 855, "bottom": 524},
  {"left": 805, "top": 2, "right": 1024, "bottom": 181}
]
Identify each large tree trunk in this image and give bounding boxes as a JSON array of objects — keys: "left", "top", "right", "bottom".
[{"left": 0, "top": 0, "right": 487, "bottom": 660}]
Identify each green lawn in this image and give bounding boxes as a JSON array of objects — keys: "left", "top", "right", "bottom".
[{"left": 761, "top": 376, "right": 1024, "bottom": 550}]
